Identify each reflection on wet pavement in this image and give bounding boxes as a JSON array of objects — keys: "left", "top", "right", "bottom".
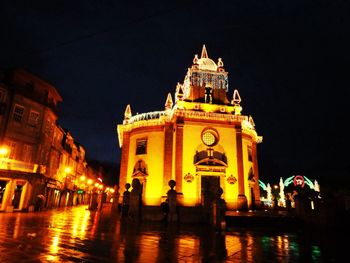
[{"left": 0, "top": 205, "right": 345, "bottom": 262}]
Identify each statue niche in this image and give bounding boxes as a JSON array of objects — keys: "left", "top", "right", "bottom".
[{"left": 132, "top": 159, "right": 148, "bottom": 182}]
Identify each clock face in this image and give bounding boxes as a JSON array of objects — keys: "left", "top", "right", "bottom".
[{"left": 201, "top": 129, "right": 218, "bottom": 146}]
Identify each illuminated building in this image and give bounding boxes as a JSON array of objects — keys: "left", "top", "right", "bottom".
[
  {"left": 0, "top": 68, "right": 62, "bottom": 212},
  {"left": 0, "top": 68, "right": 105, "bottom": 212},
  {"left": 117, "top": 46, "right": 263, "bottom": 210}
]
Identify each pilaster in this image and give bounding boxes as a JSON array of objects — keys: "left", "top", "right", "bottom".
[
  {"left": 163, "top": 123, "right": 173, "bottom": 195},
  {"left": 175, "top": 122, "right": 183, "bottom": 195},
  {"left": 236, "top": 125, "right": 247, "bottom": 210},
  {"left": 119, "top": 131, "right": 130, "bottom": 202},
  {"left": 252, "top": 141, "right": 261, "bottom": 208}
]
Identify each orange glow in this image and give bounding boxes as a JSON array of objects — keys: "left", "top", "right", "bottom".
[
  {"left": 50, "top": 235, "right": 60, "bottom": 254},
  {"left": 87, "top": 179, "right": 93, "bottom": 185},
  {"left": 64, "top": 167, "right": 72, "bottom": 173},
  {"left": 80, "top": 175, "right": 86, "bottom": 181},
  {"left": 0, "top": 147, "right": 8, "bottom": 156},
  {"left": 137, "top": 235, "right": 160, "bottom": 262}
]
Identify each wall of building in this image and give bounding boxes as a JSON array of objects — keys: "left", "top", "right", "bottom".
[
  {"left": 181, "top": 122, "right": 243, "bottom": 208},
  {"left": 127, "top": 127, "right": 165, "bottom": 205}
]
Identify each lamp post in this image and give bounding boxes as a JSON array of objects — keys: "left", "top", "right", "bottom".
[
  {"left": 273, "top": 184, "right": 279, "bottom": 209},
  {"left": 86, "top": 178, "right": 93, "bottom": 208},
  {"left": 64, "top": 167, "right": 72, "bottom": 206}
]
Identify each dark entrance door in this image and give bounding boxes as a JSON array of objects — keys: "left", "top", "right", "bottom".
[{"left": 201, "top": 176, "right": 220, "bottom": 210}]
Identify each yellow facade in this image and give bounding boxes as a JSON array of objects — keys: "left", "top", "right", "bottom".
[{"left": 118, "top": 46, "right": 262, "bottom": 210}]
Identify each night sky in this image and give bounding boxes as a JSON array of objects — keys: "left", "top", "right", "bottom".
[{"left": 1, "top": 1, "right": 349, "bottom": 189}]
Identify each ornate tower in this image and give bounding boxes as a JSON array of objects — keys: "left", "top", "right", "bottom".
[{"left": 117, "top": 45, "right": 262, "bottom": 211}]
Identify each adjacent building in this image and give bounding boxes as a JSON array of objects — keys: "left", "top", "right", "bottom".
[
  {"left": 117, "top": 46, "right": 263, "bottom": 210},
  {"left": 0, "top": 68, "right": 107, "bottom": 212}
]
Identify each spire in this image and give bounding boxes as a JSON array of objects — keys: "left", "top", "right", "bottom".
[
  {"left": 232, "top": 89, "right": 241, "bottom": 105},
  {"left": 176, "top": 82, "right": 184, "bottom": 101},
  {"left": 176, "top": 82, "right": 184, "bottom": 95},
  {"left": 165, "top": 93, "right": 173, "bottom": 110},
  {"left": 201, "top": 44, "right": 208, "bottom": 58},
  {"left": 249, "top": 116, "right": 255, "bottom": 127},
  {"left": 124, "top": 104, "right": 132, "bottom": 120},
  {"left": 232, "top": 89, "right": 242, "bottom": 115}
]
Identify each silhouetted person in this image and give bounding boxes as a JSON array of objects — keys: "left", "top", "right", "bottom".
[
  {"left": 34, "top": 195, "right": 45, "bottom": 211},
  {"left": 167, "top": 180, "right": 178, "bottom": 222}
]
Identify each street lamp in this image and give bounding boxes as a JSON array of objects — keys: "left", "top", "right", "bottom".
[
  {"left": 0, "top": 147, "right": 8, "bottom": 156},
  {"left": 0, "top": 146, "right": 9, "bottom": 169}
]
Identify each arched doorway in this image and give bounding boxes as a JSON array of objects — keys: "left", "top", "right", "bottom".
[
  {"left": 194, "top": 149, "right": 227, "bottom": 207},
  {"left": 132, "top": 159, "right": 148, "bottom": 204}
]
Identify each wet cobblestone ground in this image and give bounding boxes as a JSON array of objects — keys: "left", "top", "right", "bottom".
[{"left": 0, "top": 205, "right": 346, "bottom": 262}]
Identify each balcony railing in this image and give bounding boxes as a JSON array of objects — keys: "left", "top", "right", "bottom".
[{"left": 0, "top": 158, "right": 45, "bottom": 174}]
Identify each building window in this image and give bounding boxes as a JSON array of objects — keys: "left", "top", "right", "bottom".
[
  {"left": 8, "top": 141, "right": 17, "bottom": 159},
  {"left": 248, "top": 146, "right": 253, "bottom": 162},
  {"left": 22, "top": 144, "right": 33, "bottom": 163},
  {"left": 13, "top": 105, "right": 25, "bottom": 123},
  {"left": 45, "top": 118, "right": 52, "bottom": 134},
  {"left": 136, "top": 139, "right": 147, "bottom": 155},
  {"left": 28, "top": 110, "right": 40, "bottom": 127}
]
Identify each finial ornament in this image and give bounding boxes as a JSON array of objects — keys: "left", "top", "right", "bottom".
[
  {"left": 193, "top": 54, "right": 199, "bottom": 64},
  {"left": 218, "top": 58, "right": 224, "bottom": 67},
  {"left": 314, "top": 180, "right": 320, "bottom": 192},
  {"left": 124, "top": 104, "right": 132, "bottom": 120},
  {"left": 165, "top": 93, "right": 173, "bottom": 109},
  {"left": 232, "top": 89, "right": 241, "bottom": 105},
  {"left": 201, "top": 44, "right": 208, "bottom": 58}
]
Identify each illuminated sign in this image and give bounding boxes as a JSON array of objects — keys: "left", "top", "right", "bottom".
[
  {"left": 77, "top": 190, "right": 84, "bottom": 194},
  {"left": 293, "top": 175, "right": 305, "bottom": 188}
]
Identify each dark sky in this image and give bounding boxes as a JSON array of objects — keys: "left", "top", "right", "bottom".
[{"left": 1, "top": 1, "right": 349, "bottom": 186}]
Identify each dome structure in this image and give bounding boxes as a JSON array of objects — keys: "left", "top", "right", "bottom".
[{"left": 197, "top": 58, "right": 217, "bottom": 71}]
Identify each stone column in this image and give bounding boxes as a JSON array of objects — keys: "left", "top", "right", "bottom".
[
  {"left": 128, "top": 179, "right": 142, "bottom": 221},
  {"left": 121, "top": 183, "right": 131, "bottom": 217},
  {"left": 213, "top": 188, "right": 226, "bottom": 231}
]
